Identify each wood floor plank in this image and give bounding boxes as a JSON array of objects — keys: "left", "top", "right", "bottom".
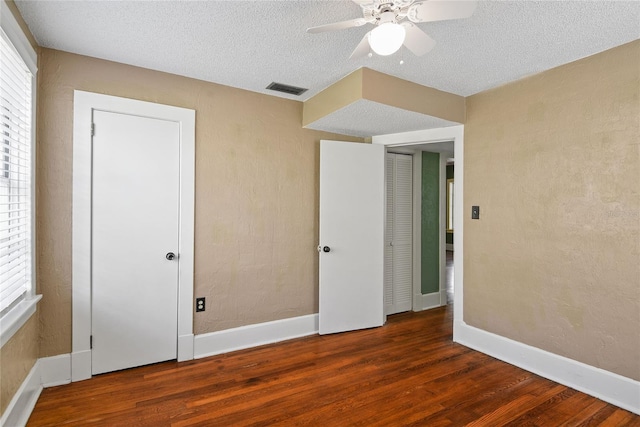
[{"left": 27, "top": 306, "right": 640, "bottom": 426}]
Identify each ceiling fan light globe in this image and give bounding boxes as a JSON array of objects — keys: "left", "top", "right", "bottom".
[{"left": 369, "top": 22, "right": 406, "bottom": 56}]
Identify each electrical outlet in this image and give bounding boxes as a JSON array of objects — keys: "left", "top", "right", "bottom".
[{"left": 196, "top": 297, "right": 205, "bottom": 312}]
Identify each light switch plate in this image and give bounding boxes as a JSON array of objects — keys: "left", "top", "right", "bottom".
[{"left": 472, "top": 206, "right": 480, "bottom": 220}]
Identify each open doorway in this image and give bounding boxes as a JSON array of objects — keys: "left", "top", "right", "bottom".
[
  {"left": 372, "top": 125, "right": 464, "bottom": 338},
  {"left": 384, "top": 140, "right": 454, "bottom": 316}
]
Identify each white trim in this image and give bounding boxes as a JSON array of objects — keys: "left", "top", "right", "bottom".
[
  {"left": 411, "top": 152, "right": 422, "bottom": 311},
  {"left": 72, "top": 91, "right": 196, "bottom": 380},
  {"left": 456, "top": 321, "right": 640, "bottom": 415},
  {"left": 0, "top": 359, "right": 42, "bottom": 427},
  {"left": 446, "top": 243, "right": 454, "bottom": 251},
  {"left": 414, "top": 291, "right": 441, "bottom": 311},
  {"left": 373, "top": 126, "right": 463, "bottom": 147},
  {"left": 178, "top": 334, "right": 195, "bottom": 362},
  {"left": 71, "top": 350, "right": 91, "bottom": 382},
  {"left": 372, "top": 125, "right": 464, "bottom": 327},
  {"left": 0, "top": 0, "right": 37, "bottom": 74},
  {"left": 39, "top": 354, "right": 71, "bottom": 387},
  {"left": 0, "top": 295, "right": 41, "bottom": 348},
  {"left": 194, "top": 314, "right": 319, "bottom": 359},
  {"left": 452, "top": 129, "right": 464, "bottom": 332},
  {"left": 438, "top": 154, "right": 447, "bottom": 306}
]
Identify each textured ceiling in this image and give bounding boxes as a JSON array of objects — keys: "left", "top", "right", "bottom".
[{"left": 16, "top": 0, "right": 640, "bottom": 137}]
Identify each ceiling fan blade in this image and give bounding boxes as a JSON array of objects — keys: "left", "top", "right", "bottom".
[
  {"left": 350, "top": 32, "right": 372, "bottom": 59},
  {"left": 407, "top": 0, "right": 477, "bottom": 23},
  {"left": 401, "top": 22, "right": 436, "bottom": 56},
  {"left": 352, "top": 0, "right": 376, "bottom": 6},
  {"left": 307, "top": 18, "right": 368, "bottom": 34}
]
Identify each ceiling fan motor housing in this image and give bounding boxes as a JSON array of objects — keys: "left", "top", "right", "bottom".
[{"left": 377, "top": 11, "right": 399, "bottom": 25}]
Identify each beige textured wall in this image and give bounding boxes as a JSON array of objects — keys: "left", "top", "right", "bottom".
[
  {"left": 0, "top": 316, "right": 38, "bottom": 415},
  {"left": 302, "top": 68, "right": 363, "bottom": 126},
  {"left": 464, "top": 40, "right": 640, "bottom": 380},
  {"left": 37, "top": 48, "right": 361, "bottom": 357},
  {"left": 361, "top": 68, "right": 465, "bottom": 123}
]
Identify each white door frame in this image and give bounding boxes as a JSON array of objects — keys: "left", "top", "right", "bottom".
[
  {"left": 373, "top": 125, "right": 464, "bottom": 341},
  {"left": 71, "top": 91, "right": 195, "bottom": 381}
]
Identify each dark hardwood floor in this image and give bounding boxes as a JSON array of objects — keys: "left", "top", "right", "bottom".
[{"left": 28, "top": 306, "right": 639, "bottom": 426}]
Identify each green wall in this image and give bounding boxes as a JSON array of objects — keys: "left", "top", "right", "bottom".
[
  {"left": 421, "top": 152, "right": 440, "bottom": 294},
  {"left": 446, "top": 164, "right": 454, "bottom": 245}
]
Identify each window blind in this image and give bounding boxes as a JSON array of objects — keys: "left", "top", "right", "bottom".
[{"left": 0, "top": 29, "right": 32, "bottom": 313}]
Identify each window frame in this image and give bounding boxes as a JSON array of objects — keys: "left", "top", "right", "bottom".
[{"left": 0, "top": 0, "right": 40, "bottom": 348}]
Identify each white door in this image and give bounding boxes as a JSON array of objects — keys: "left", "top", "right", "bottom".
[
  {"left": 384, "top": 153, "right": 413, "bottom": 315},
  {"left": 91, "top": 110, "right": 180, "bottom": 375},
  {"left": 319, "top": 140, "right": 385, "bottom": 335}
]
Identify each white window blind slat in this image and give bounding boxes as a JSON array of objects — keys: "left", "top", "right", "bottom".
[
  {"left": 0, "top": 227, "right": 28, "bottom": 240},
  {"left": 0, "top": 71, "right": 31, "bottom": 100},
  {"left": 2, "top": 139, "right": 30, "bottom": 155},
  {"left": 0, "top": 213, "right": 29, "bottom": 225},
  {"left": 0, "top": 29, "right": 32, "bottom": 313},
  {"left": 0, "top": 285, "right": 25, "bottom": 312},
  {"left": 2, "top": 158, "right": 30, "bottom": 169},
  {"left": 1, "top": 270, "right": 27, "bottom": 297},
  {"left": 1, "top": 105, "right": 30, "bottom": 129},
  {"left": 0, "top": 250, "right": 27, "bottom": 270},
  {"left": 0, "top": 256, "right": 27, "bottom": 277},
  {"left": 1, "top": 265, "right": 27, "bottom": 290},
  {"left": 0, "top": 200, "right": 29, "bottom": 206},
  {"left": 0, "top": 82, "right": 31, "bottom": 108},
  {"left": 0, "top": 81, "right": 30, "bottom": 110},
  {"left": 0, "top": 239, "right": 27, "bottom": 259},
  {"left": 0, "top": 226, "right": 27, "bottom": 240}
]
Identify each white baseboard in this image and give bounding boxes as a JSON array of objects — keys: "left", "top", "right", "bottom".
[
  {"left": 414, "top": 291, "right": 442, "bottom": 311},
  {"left": 0, "top": 359, "right": 42, "bottom": 427},
  {"left": 194, "top": 314, "right": 319, "bottom": 359},
  {"left": 455, "top": 321, "right": 640, "bottom": 415},
  {"left": 178, "top": 334, "right": 194, "bottom": 362},
  {"left": 446, "top": 244, "right": 454, "bottom": 251},
  {"left": 40, "top": 354, "right": 71, "bottom": 387}
]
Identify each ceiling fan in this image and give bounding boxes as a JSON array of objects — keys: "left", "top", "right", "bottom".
[{"left": 307, "top": 0, "right": 477, "bottom": 59}]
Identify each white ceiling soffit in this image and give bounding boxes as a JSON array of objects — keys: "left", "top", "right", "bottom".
[
  {"left": 305, "top": 99, "right": 459, "bottom": 138},
  {"left": 16, "top": 0, "right": 640, "bottom": 104}
]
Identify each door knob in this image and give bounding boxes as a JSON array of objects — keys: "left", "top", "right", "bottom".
[
  {"left": 322, "top": 246, "right": 331, "bottom": 253},
  {"left": 166, "top": 252, "right": 176, "bottom": 260}
]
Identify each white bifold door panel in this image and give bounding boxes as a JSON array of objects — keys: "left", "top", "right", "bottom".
[
  {"left": 384, "top": 153, "right": 413, "bottom": 315},
  {"left": 91, "top": 110, "right": 180, "bottom": 375},
  {"left": 319, "top": 140, "right": 385, "bottom": 335}
]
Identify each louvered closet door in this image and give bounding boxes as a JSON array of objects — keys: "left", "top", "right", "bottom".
[
  {"left": 385, "top": 153, "right": 413, "bottom": 315},
  {"left": 384, "top": 156, "right": 394, "bottom": 310}
]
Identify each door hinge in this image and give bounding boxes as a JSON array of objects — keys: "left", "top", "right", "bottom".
[
  {"left": 91, "top": 123, "right": 95, "bottom": 137},
  {"left": 90, "top": 335, "right": 93, "bottom": 349}
]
